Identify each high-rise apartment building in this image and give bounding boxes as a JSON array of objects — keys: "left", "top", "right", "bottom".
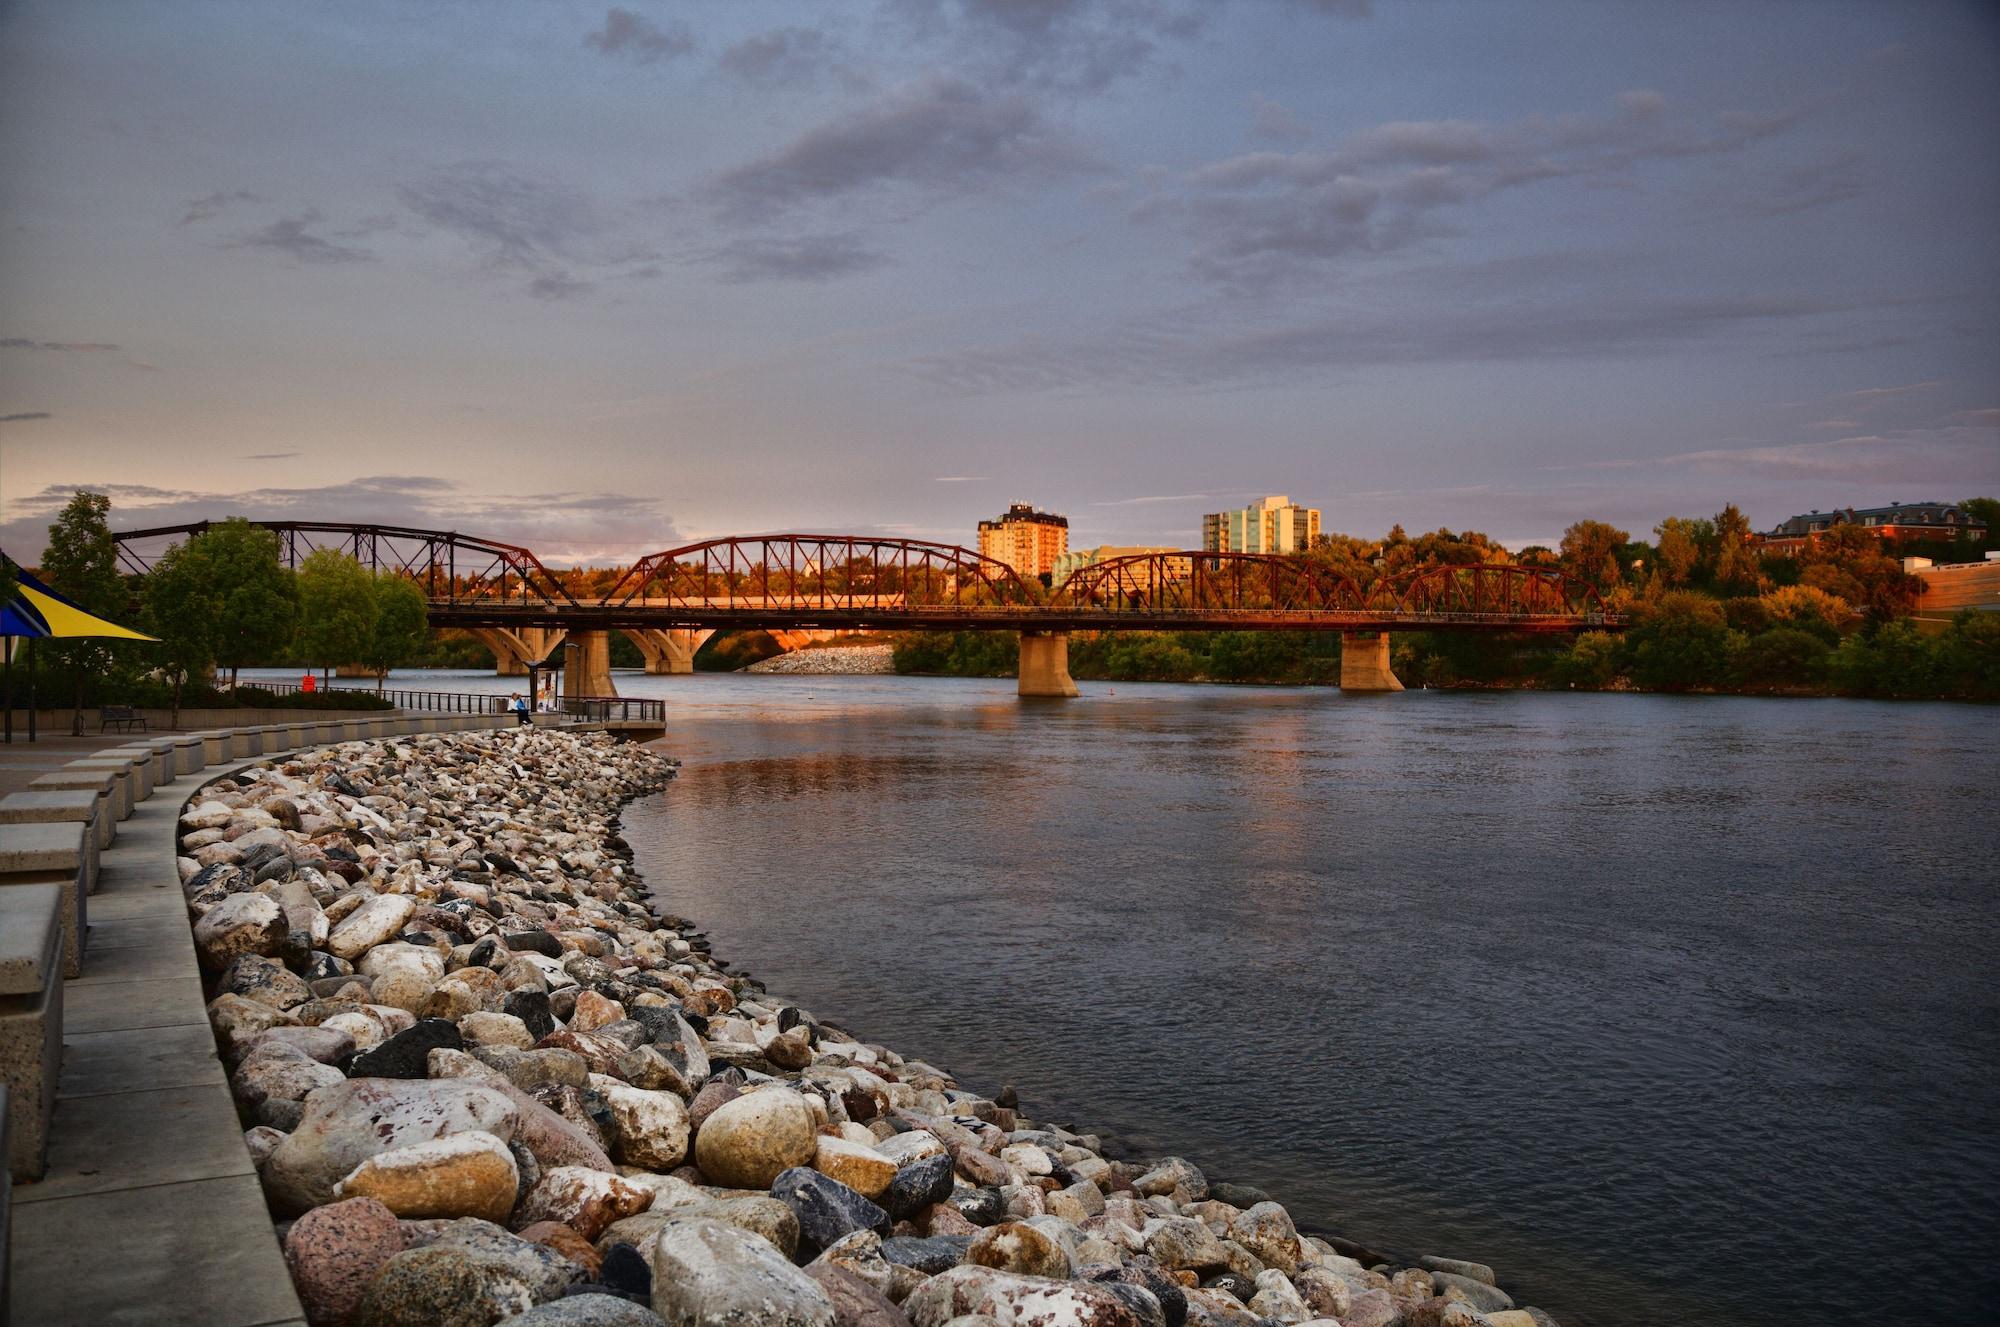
[
  {"left": 978, "top": 503, "right": 1070, "bottom": 579},
  {"left": 1051, "top": 545, "right": 1190, "bottom": 589},
  {"left": 1201, "top": 495, "right": 1321, "bottom": 554}
]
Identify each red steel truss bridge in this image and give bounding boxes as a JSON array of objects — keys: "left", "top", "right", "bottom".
[{"left": 110, "top": 523, "right": 1625, "bottom": 634}]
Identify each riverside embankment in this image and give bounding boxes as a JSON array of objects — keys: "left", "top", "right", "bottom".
[{"left": 178, "top": 725, "right": 1554, "bottom": 1326}]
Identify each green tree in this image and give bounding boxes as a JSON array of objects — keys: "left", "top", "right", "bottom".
[
  {"left": 360, "top": 574, "right": 430, "bottom": 691},
  {"left": 1625, "top": 590, "right": 1740, "bottom": 691},
  {"left": 1734, "top": 627, "right": 1831, "bottom": 690},
  {"left": 294, "top": 549, "right": 378, "bottom": 684},
  {"left": 172, "top": 519, "right": 297, "bottom": 690},
  {"left": 39, "top": 491, "right": 134, "bottom": 728},
  {"left": 138, "top": 539, "right": 219, "bottom": 725},
  {"left": 1547, "top": 631, "right": 1624, "bottom": 689},
  {"left": 1559, "top": 519, "right": 1630, "bottom": 592},
  {"left": 1652, "top": 517, "right": 1708, "bottom": 586},
  {"left": 1931, "top": 611, "right": 2000, "bottom": 701},
  {"left": 1826, "top": 620, "right": 1936, "bottom": 698}
]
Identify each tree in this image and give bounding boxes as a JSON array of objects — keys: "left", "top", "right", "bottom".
[
  {"left": 360, "top": 574, "right": 429, "bottom": 691},
  {"left": 1711, "top": 504, "right": 1762, "bottom": 595},
  {"left": 39, "top": 491, "right": 133, "bottom": 729},
  {"left": 1559, "top": 519, "right": 1630, "bottom": 592},
  {"left": 153, "top": 519, "right": 297, "bottom": 691},
  {"left": 139, "top": 540, "right": 220, "bottom": 726},
  {"left": 1652, "top": 517, "right": 1707, "bottom": 586},
  {"left": 1734, "top": 627, "right": 1830, "bottom": 690},
  {"left": 1758, "top": 585, "right": 1853, "bottom": 642},
  {"left": 1624, "top": 590, "right": 1740, "bottom": 691},
  {"left": 294, "top": 549, "right": 378, "bottom": 683}
]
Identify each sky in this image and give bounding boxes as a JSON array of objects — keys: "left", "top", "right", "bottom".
[{"left": 1, "top": 0, "right": 1996, "bottom": 565}]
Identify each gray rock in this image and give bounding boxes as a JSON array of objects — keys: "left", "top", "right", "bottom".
[
  {"left": 1431, "top": 1271, "right": 1514, "bottom": 1313},
  {"left": 649, "top": 1217, "right": 836, "bottom": 1326},
  {"left": 494, "top": 1293, "right": 667, "bottom": 1326},
  {"left": 902, "top": 1265, "right": 1150, "bottom": 1327},
  {"left": 263, "top": 1078, "right": 519, "bottom": 1214},
  {"left": 354, "top": 1218, "right": 581, "bottom": 1326}
]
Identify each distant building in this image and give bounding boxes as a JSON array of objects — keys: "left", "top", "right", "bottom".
[
  {"left": 1201, "top": 495, "right": 1321, "bottom": 554},
  {"left": 1758, "top": 501, "right": 1986, "bottom": 555},
  {"left": 1052, "top": 545, "right": 1190, "bottom": 589},
  {"left": 1904, "top": 557, "right": 2000, "bottom": 631},
  {"left": 978, "top": 502, "right": 1069, "bottom": 579}
]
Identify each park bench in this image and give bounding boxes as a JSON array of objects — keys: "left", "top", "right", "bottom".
[{"left": 98, "top": 705, "right": 148, "bottom": 733}]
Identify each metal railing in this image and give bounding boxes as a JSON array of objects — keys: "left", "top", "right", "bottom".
[
  {"left": 248, "top": 681, "right": 665, "bottom": 724},
  {"left": 252, "top": 681, "right": 509, "bottom": 714},
  {"left": 562, "top": 695, "right": 667, "bottom": 724}
]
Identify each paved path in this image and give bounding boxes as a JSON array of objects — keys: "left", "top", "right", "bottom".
[
  {"left": 9, "top": 754, "right": 306, "bottom": 1326},
  {"left": 0, "top": 732, "right": 159, "bottom": 798}
]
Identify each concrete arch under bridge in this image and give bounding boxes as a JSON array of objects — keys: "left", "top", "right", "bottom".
[{"left": 471, "top": 625, "right": 849, "bottom": 694}]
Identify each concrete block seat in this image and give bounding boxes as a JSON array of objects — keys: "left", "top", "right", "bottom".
[
  {"left": 0, "top": 787, "right": 113, "bottom": 854},
  {"left": 256, "top": 724, "right": 293, "bottom": 752},
  {"left": 133, "top": 736, "right": 182, "bottom": 786},
  {"left": 226, "top": 728, "right": 263, "bottom": 759},
  {"left": 0, "top": 821, "right": 94, "bottom": 978},
  {"left": 0, "top": 883, "right": 65, "bottom": 1180},
  {"left": 15, "top": 779, "right": 117, "bottom": 851},
  {"left": 64, "top": 755, "right": 143, "bottom": 819},
  {"left": 94, "top": 744, "right": 166, "bottom": 795},
  {"left": 170, "top": 734, "right": 206, "bottom": 775}
]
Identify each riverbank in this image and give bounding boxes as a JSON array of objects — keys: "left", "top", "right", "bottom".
[
  {"left": 180, "top": 726, "right": 1561, "bottom": 1326},
  {"left": 747, "top": 644, "right": 897, "bottom": 675}
]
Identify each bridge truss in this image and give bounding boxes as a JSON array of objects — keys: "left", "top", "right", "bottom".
[{"left": 110, "top": 525, "right": 1623, "bottom": 634}]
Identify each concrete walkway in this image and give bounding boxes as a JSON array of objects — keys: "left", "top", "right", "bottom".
[{"left": 9, "top": 753, "right": 307, "bottom": 1326}]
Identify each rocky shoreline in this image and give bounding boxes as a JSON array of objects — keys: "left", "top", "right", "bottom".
[
  {"left": 747, "top": 645, "right": 897, "bottom": 675},
  {"left": 178, "top": 727, "right": 1561, "bottom": 1327}
]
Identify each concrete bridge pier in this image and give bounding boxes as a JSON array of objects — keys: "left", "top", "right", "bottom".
[
  {"left": 563, "top": 630, "right": 616, "bottom": 697},
  {"left": 1018, "top": 631, "right": 1079, "bottom": 698},
  {"left": 473, "top": 626, "right": 570, "bottom": 677},
  {"left": 623, "top": 628, "right": 710, "bottom": 675},
  {"left": 1340, "top": 631, "right": 1405, "bottom": 692}
]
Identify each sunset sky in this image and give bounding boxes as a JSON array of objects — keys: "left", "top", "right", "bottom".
[{"left": 2, "top": 0, "right": 1995, "bottom": 565}]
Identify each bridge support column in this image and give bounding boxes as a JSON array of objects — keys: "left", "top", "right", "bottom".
[
  {"left": 623, "top": 628, "right": 704, "bottom": 675},
  {"left": 475, "top": 626, "right": 569, "bottom": 676},
  {"left": 564, "top": 630, "right": 616, "bottom": 697},
  {"left": 1018, "top": 631, "right": 1078, "bottom": 698},
  {"left": 1340, "top": 631, "right": 1404, "bottom": 693}
]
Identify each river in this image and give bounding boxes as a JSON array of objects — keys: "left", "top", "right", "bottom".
[{"left": 254, "top": 668, "right": 2000, "bottom": 1326}]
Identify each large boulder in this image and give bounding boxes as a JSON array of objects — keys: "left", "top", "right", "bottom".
[
  {"left": 329, "top": 894, "right": 418, "bottom": 960},
  {"left": 902, "top": 1265, "right": 1153, "bottom": 1327},
  {"left": 354, "top": 1219, "right": 581, "bottom": 1327},
  {"left": 263, "top": 1078, "right": 519, "bottom": 1214},
  {"left": 964, "top": 1220, "right": 1071, "bottom": 1280},
  {"left": 771, "top": 1167, "right": 891, "bottom": 1257},
  {"left": 1227, "top": 1202, "right": 1300, "bottom": 1276},
  {"left": 512, "top": 1167, "right": 654, "bottom": 1242},
  {"left": 333, "top": 1130, "right": 520, "bottom": 1224},
  {"left": 588, "top": 1075, "right": 690, "bottom": 1171},
  {"left": 194, "top": 893, "right": 288, "bottom": 971},
  {"left": 812, "top": 1135, "right": 898, "bottom": 1202},
  {"left": 692, "top": 1089, "right": 817, "bottom": 1189},
  {"left": 284, "top": 1195, "right": 407, "bottom": 1327},
  {"left": 649, "top": 1217, "right": 835, "bottom": 1327},
  {"left": 494, "top": 1298, "right": 667, "bottom": 1326}
]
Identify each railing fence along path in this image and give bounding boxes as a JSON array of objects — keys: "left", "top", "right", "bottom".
[{"left": 248, "top": 681, "right": 665, "bottom": 724}]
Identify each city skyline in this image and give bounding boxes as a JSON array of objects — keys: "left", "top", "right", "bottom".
[{"left": 2, "top": 1, "right": 1997, "bottom": 563}]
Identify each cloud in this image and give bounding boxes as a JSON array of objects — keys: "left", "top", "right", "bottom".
[
  {"left": 229, "top": 211, "right": 374, "bottom": 264},
  {"left": 906, "top": 282, "right": 1872, "bottom": 392},
  {"left": 1557, "top": 422, "right": 1998, "bottom": 485},
  {"left": 1840, "top": 380, "right": 1942, "bottom": 400},
  {"left": 527, "top": 271, "right": 594, "bottom": 300},
  {"left": 1247, "top": 94, "right": 1310, "bottom": 146},
  {"left": 1150, "top": 89, "right": 1811, "bottom": 288},
  {"left": 179, "top": 190, "right": 261, "bottom": 225},
  {"left": 1293, "top": 0, "right": 1373, "bottom": 15},
  {"left": 707, "top": 232, "right": 889, "bottom": 284},
  {"left": 241, "top": 451, "right": 300, "bottom": 460},
  {"left": 1, "top": 412, "right": 53, "bottom": 423},
  {"left": 894, "top": 0, "right": 1211, "bottom": 94},
  {"left": 706, "top": 76, "right": 1097, "bottom": 224},
  {"left": 584, "top": 8, "right": 694, "bottom": 63},
  {"left": 933, "top": 475, "right": 989, "bottom": 482},
  {"left": 0, "top": 475, "right": 682, "bottom": 567},
  {"left": 719, "top": 27, "right": 839, "bottom": 85},
  {"left": 398, "top": 162, "right": 605, "bottom": 270},
  {"left": 1, "top": 338, "right": 120, "bottom": 352},
  {"left": 1950, "top": 407, "right": 2000, "bottom": 426},
  {"left": 1744, "top": 151, "right": 1869, "bottom": 217}
]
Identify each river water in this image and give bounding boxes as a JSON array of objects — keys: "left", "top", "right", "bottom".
[{"left": 261, "top": 669, "right": 2000, "bottom": 1326}]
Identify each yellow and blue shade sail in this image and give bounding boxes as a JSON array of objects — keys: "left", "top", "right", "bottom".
[{"left": 0, "top": 565, "right": 158, "bottom": 641}]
